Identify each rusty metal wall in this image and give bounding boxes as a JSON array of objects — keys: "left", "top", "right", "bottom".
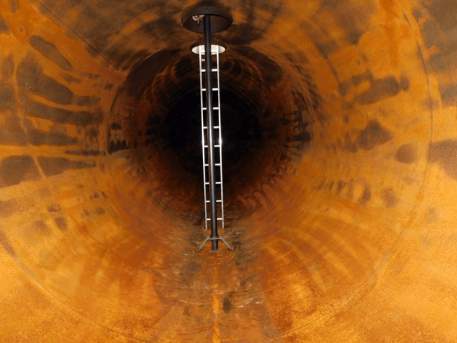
[{"left": 0, "top": 0, "right": 456, "bottom": 341}]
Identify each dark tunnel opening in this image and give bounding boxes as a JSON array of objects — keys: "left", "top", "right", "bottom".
[
  {"left": 147, "top": 85, "right": 265, "bottom": 188},
  {"left": 110, "top": 47, "right": 314, "bottom": 222}
]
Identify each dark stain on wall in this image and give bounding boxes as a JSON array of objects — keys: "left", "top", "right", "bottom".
[
  {"left": 423, "top": 97, "right": 438, "bottom": 112},
  {"left": 0, "top": 83, "right": 15, "bottom": 110},
  {"left": 95, "top": 207, "right": 105, "bottom": 215},
  {"left": 423, "top": 0, "right": 457, "bottom": 33},
  {"left": 33, "top": 220, "right": 51, "bottom": 235},
  {"left": 440, "top": 83, "right": 457, "bottom": 106},
  {"left": 108, "top": 140, "right": 128, "bottom": 154},
  {"left": 29, "top": 35, "right": 73, "bottom": 71},
  {"left": 65, "top": 150, "right": 102, "bottom": 156},
  {"left": 75, "top": 96, "right": 100, "bottom": 106},
  {"left": 339, "top": 71, "right": 373, "bottom": 96},
  {"left": 0, "top": 16, "right": 9, "bottom": 33},
  {"left": 395, "top": 144, "right": 417, "bottom": 164},
  {"left": 427, "top": 45, "right": 454, "bottom": 73},
  {"left": 38, "top": 157, "right": 95, "bottom": 177},
  {"left": 283, "top": 89, "right": 313, "bottom": 150},
  {"left": 324, "top": 0, "right": 375, "bottom": 44},
  {"left": 302, "top": 21, "right": 339, "bottom": 56},
  {"left": 54, "top": 217, "right": 68, "bottom": 231},
  {"left": 107, "top": 122, "right": 129, "bottom": 153},
  {"left": 47, "top": 204, "right": 61, "bottom": 213},
  {"left": 359, "top": 185, "right": 372, "bottom": 205},
  {"left": 24, "top": 99, "right": 101, "bottom": 126},
  {"left": 63, "top": 74, "right": 81, "bottom": 84},
  {"left": 10, "top": 0, "right": 18, "bottom": 12},
  {"left": 124, "top": 49, "right": 179, "bottom": 98},
  {"left": 17, "top": 55, "right": 74, "bottom": 105},
  {"left": 0, "top": 231, "right": 15, "bottom": 257},
  {"left": 429, "top": 140, "right": 457, "bottom": 180},
  {"left": 417, "top": 1, "right": 457, "bottom": 74},
  {"left": 382, "top": 188, "right": 398, "bottom": 208},
  {"left": 356, "top": 120, "right": 393, "bottom": 150},
  {"left": 28, "top": 129, "right": 78, "bottom": 146},
  {"left": 337, "top": 180, "right": 346, "bottom": 194},
  {"left": 419, "top": 19, "right": 440, "bottom": 49},
  {"left": 2, "top": 55, "right": 15, "bottom": 80},
  {"left": 223, "top": 295, "right": 233, "bottom": 313},
  {"left": 0, "top": 114, "right": 27, "bottom": 146},
  {"left": 344, "top": 120, "right": 393, "bottom": 153},
  {"left": 0, "top": 155, "right": 40, "bottom": 187},
  {"left": 355, "top": 76, "right": 409, "bottom": 105},
  {"left": 17, "top": 55, "right": 99, "bottom": 107}
]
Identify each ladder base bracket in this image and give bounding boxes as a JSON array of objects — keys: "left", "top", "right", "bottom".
[{"left": 197, "top": 236, "right": 233, "bottom": 251}]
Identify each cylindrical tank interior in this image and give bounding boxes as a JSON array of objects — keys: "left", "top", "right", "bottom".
[{"left": 0, "top": 1, "right": 457, "bottom": 342}]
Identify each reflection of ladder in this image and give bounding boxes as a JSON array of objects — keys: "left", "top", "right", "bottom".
[{"left": 198, "top": 46, "right": 225, "bottom": 231}]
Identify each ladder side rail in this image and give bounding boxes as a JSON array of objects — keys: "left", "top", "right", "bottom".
[
  {"left": 203, "top": 17, "right": 219, "bottom": 251},
  {"left": 198, "top": 47, "right": 209, "bottom": 230},
  {"left": 215, "top": 48, "right": 225, "bottom": 228}
]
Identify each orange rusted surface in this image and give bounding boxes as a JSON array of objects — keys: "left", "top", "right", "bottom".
[{"left": 1, "top": 0, "right": 457, "bottom": 341}]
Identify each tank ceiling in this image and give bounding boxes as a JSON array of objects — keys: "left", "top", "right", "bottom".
[{"left": 0, "top": 0, "right": 457, "bottom": 341}]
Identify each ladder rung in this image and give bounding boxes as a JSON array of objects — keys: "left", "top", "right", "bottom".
[
  {"left": 205, "top": 182, "right": 222, "bottom": 185},
  {"left": 206, "top": 218, "right": 224, "bottom": 221},
  {"left": 202, "top": 107, "right": 220, "bottom": 111},
  {"left": 201, "top": 88, "right": 219, "bottom": 91},
  {"left": 204, "top": 163, "right": 222, "bottom": 167},
  {"left": 201, "top": 69, "right": 218, "bottom": 72},
  {"left": 206, "top": 200, "right": 223, "bottom": 203},
  {"left": 203, "top": 126, "right": 220, "bottom": 129},
  {"left": 203, "top": 145, "right": 221, "bottom": 148}
]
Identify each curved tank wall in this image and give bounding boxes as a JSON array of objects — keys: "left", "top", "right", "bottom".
[{"left": 0, "top": 0, "right": 457, "bottom": 341}]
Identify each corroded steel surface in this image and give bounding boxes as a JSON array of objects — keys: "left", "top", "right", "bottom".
[{"left": 0, "top": 0, "right": 457, "bottom": 342}]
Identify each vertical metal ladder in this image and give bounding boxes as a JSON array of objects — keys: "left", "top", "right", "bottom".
[
  {"left": 182, "top": 7, "right": 233, "bottom": 252},
  {"left": 198, "top": 45, "right": 225, "bottom": 231}
]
